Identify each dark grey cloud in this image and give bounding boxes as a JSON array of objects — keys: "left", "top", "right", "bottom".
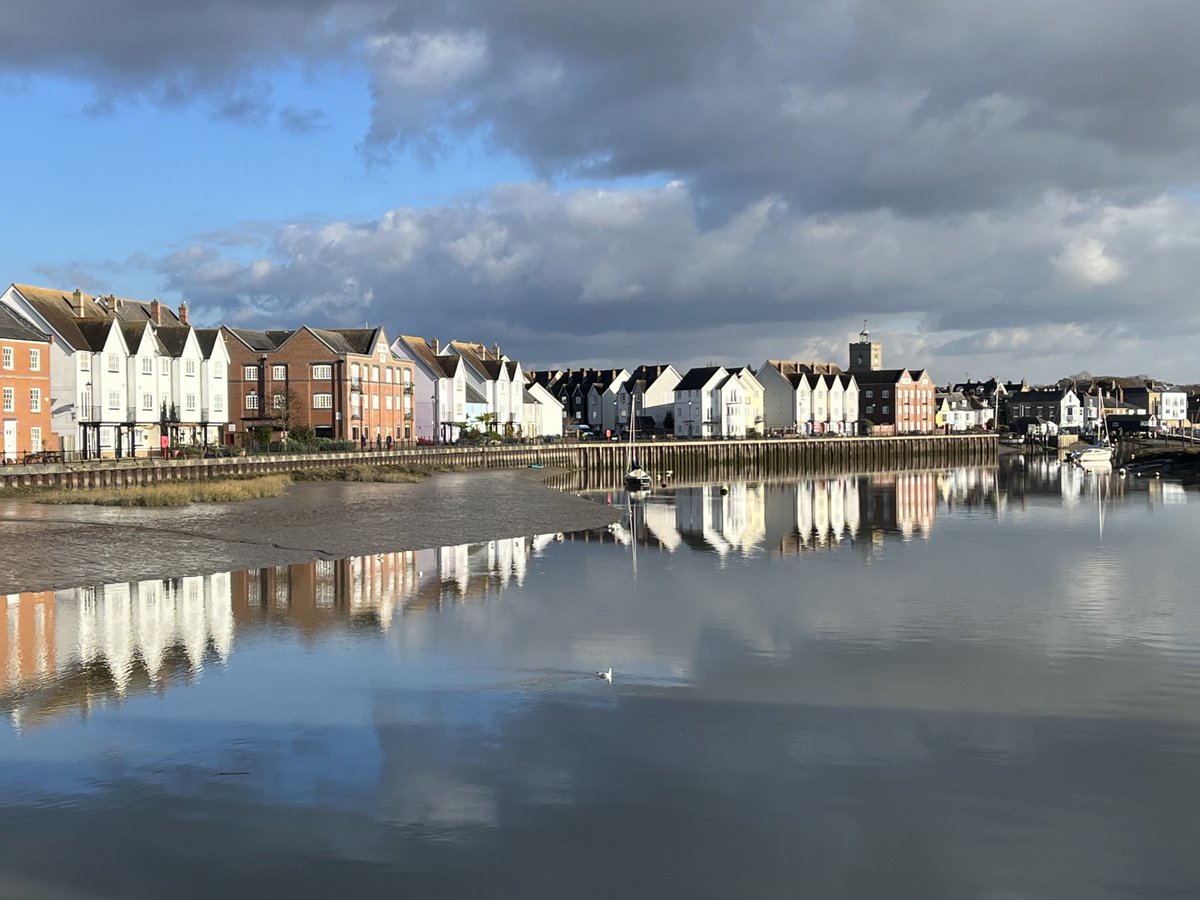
[
  {"left": 151, "top": 184, "right": 1200, "bottom": 381},
  {"left": 279, "top": 104, "right": 330, "bottom": 133},
  {"left": 9, "top": 1, "right": 1200, "bottom": 215}
]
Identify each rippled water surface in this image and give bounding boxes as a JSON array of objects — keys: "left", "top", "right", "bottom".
[{"left": 3, "top": 459, "right": 1200, "bottom": 898}]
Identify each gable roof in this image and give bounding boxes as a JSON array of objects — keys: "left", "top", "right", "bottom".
[
  {"left": 0, "top": 306, "right": 49, "bottom": 343},
  {"left": 194, "top": 329, "right": 222, "bottom": 359},
  {"left": 154, "top": 326, "right": 193, "bottom": 359},
  {"left": 764, "top": 359, "right": 842, "bottom": 377},
  {"left": 74, "top": 319, "right": 118, "bottom": 353},
  {"left": 222, "top": 327, "right": 280, "bottom": 352},
  {"left": 676, "top": 366, "right": 726, "bottom": 391}
]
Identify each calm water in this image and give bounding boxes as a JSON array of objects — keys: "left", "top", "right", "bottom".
[{"left": 3, "top": 459, "right": 1200, "bottom": 898}]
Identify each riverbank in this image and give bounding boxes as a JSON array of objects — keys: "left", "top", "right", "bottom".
[{"left": 0, "top": 469, "right": 621, "bottom": 594}]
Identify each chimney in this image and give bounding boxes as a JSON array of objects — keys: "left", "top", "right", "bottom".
[
  {"left": 179, "top": 301, "right": 189, "bottom": 326},
  {"left": 72, "top": 288, "right": 84, "bottom": 317},
  {"left": 150, "top": 299, "right": 162, "bottom": 326},
  {"left": 432, "top": 337, "right": 440, "bottom": 354},
  {"left": 493, "top": 342, "right": 501, "bottom": 359}
]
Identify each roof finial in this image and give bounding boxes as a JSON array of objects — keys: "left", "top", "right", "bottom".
[{"left": 859, "top": 319, "right": 870, "bottom": 341}]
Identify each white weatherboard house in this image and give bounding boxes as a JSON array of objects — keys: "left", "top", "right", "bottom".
[
  {"left": 673, "top": 367, "right": 731, "bottom": 438},
  {"left": 196, "top": 329, "right": 231, "bottom": 446},
  {"left": 392, "top": 335, "right": 470, "bottom": 443},
  {"left": 522, "top": 380, "right": 565, "bottom": 438},
  {"left": 616, "top": 364, "right": 682, "bottom": 432},
  {"left": 757, "top": 361, "right": 858, "bottom": 435},
  {"left": 0, "top": 284, "right": 225, "bottom": 456}
]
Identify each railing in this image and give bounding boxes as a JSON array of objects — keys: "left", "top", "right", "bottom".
[
  {"left": 350, "top": 377, "right": 363, "bottom": 391},
  {"left": 402, "top": 383, "right": 413, "bottom": 394}
]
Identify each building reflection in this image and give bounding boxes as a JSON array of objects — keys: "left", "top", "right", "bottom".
[
  {"left": 590, "top": 470, "right": 956, "bottom": 557},
  {"left": 0, "top": 467, "right": 1000, "bottom": 729},
  {"left": 0, "top": 536, "right": 564, "bottom": 729}
]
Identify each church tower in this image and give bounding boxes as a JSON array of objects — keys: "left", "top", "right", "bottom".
[{"left": 848, "top": 322, "right": 882, "bottom": 371}]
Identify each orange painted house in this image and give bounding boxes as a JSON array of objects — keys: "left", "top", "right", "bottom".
[{"left": 0, "top": 306, "right": 53, "bottom": 461}]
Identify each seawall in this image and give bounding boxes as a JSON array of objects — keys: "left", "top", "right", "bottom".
[{"left": 0, "top": 434, "right": 996, "bottom": 491}]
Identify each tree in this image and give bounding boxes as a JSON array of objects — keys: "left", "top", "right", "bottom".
[{"left": 270, "top": 388, "right": 304, "bottom": 439}]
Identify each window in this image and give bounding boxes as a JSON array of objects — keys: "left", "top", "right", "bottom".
[
  {"left": 30, "top": 427, "right": 41, "bottom": 453},
  {"left": 161, "top": 358, "right": 169, "bottom": 376},
  {"left": 185, "top": 359, "right": 197, "bottom": 376},
  {"left": 30, "top": 388, "right": 40, "bottom": 413},
  {"left": 2, "top": 387, "right": 12, "bottom": 412},
  {"left": 29, "top": 349, "right": 40, "bottom": 371},
  {"left": 213, "top": 362, "right": 224, "bottom": 378},
  {"left": 79, "top": 354, "right": 89, "bottom": 371},
  {"left": 185, "top": 393, "right": 196, "bottom": 411},
  {"left": 372, "top": 366, "right": 380, "bottom": 382},
  {"left": 107, "top": 353, "right": 120, "bottom": 373},
  {"left": 272, "top": 365, "right": 286, "bottom": 381},
  {"left": 245, "top": 392, "right": 259, "bottom": 410},
  {"left": 143, "top": 392, "right": 154, "bottom": 410},
  {"left": 213, "top": 395, "right": 224, "bottom": 412},
  {"left": 312, "top": 364, "right": 332, "bottom": 380},
  {"left": 1, "top": 347, "right": 11, "bottom": 369},
  {"left": 402, "top": 369, "right": 412, "bottom": 385},
  {"left": 272, "top": 393, "right": 287, "bottom": 409},
  {"left": 142, "top": 356, "right": 153, "bottom": 375},
  {"left": 883, "top": 405, "right": 890, "bottom": 415},
  {"left": 882, "top": 389, "right": 890, "bottom": 399},
  {"left": 372, "top": 393, "right": 379, "bottom": 409},
  {"left": 865, "top": 390, "right": 873, "bottom": 398},
  {"left": 385, "top": 395, "right": 393, "bottom": 410},
  {"left": 244, "top": 365, "right": 257, "bottom": 380},
  {"left": 108, "top": 390, "right": 120, "bottom": 410},
  {"left": 313, "top": 393, "right": 333, "bottom": 409}
]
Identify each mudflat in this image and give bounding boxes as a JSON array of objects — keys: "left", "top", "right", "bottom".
[{"left": 0, "top": 470, "right": 620, "bottom": 593}]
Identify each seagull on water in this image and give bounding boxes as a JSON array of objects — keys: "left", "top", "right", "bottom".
[{"left": 597, "top": 668, "right": 613, "bottom": 682}]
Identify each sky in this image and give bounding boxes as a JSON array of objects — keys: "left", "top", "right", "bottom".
[{"left": 4, "top": 0, "right": 1200, "bottom": 384}]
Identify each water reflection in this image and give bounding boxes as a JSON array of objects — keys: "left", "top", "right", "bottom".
[{"left": 5, "top": 462, "right": 1200, "bottom": 898}]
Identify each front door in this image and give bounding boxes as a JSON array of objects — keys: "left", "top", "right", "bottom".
[{"left": 3, "top": 420, "right": 16, "bottom": 462}]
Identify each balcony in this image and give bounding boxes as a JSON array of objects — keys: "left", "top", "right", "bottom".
[
  {"left": 402, "top": 383, "right": 413, "bottom": 394},
  {"left": 351, "top": 413, "right": 362, "bottom": 421},
  {"left": 350, "top": 377, "right": 363, "bottom": 392}
]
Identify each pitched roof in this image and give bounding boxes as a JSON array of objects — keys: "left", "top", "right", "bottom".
[
  {"left": 851, "top": 368, "right": 912, "bottom": 384},
  {"left": 397, "top": 334, "right": 441, "bottom": 372},
  {"left": 0, "top": 306, "right": 49, "bottom": 343},
  {"left": 223, "top": 327, "right": 279, "bottom": 352},
  {"left": 676, "top": 366, "right": 727, "bottom": 391},
  {"left": 154, "top": 326, "right": 192, "bottom": 358},
  {"left": 74, "top": 319, "right": 117, "bottom": 352},
  {"left": 194, "top": 329, "right": 221, "bottom": 358},
  {"left": 323, "top": 328, "right": 382, "bottom": 355},
  {"left": 764, "top": 359, "right": 842, "bottom": 377},
  {"left": 465, "top": 383, "right": 487, "bottom": 404},
  {"left": 481, "top": 359, "right": 505, "bottom": 380}
]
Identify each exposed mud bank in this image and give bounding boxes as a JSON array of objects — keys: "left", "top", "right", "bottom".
[{"left": 0, "top": 470, "right": 620, "bottom": 593}]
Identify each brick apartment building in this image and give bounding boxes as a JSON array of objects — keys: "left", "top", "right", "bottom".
[
  {"left": 0, "top": 306, "right": 53, "bottom": 461},
  {"left": 221, "top": 325, "right": 415, "bottom": 445}
]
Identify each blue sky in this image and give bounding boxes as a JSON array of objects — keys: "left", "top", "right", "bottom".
[{"left": 4, "top": 1, "right": 1200, "bottom": 383}]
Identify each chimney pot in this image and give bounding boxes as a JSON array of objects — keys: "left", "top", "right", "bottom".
[
  {"left": 71, "top": 288, "right": 84, "bottom": 317},
  {"left": 179, "top": 301, "right": 189, "bottom": 326},
  {"left": 432, "top": 337, "right": 440, "bottom": 354},
  {"left": 494, "top": 342, "right": 501, "bottom": 359}
]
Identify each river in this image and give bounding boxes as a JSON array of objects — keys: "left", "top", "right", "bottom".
[{"left": 1, "top": 458, "right": 1198, "bottom": 898}]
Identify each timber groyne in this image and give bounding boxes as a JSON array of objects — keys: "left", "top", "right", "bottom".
[{"left": 0, "top": 434, "right": 996, "bottom": 491}]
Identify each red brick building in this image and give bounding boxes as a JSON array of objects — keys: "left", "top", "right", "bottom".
[
  {"left": 221, "top": 325, "right": 415, "bottom": 446},
  {"left": 0, "top": 306, "right": 53, "bottom": 460}
]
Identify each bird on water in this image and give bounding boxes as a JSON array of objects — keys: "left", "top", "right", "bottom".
[{"left": 597, "top": 668, "right": 613, "bottom": 682}]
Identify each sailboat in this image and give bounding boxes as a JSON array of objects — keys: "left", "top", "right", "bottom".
[
  {"left": 624, "top": 394, "right": 653, "bottom": 490},
  {"left": 1074, "top": 392, "right": 1113, "bottom": 466}
]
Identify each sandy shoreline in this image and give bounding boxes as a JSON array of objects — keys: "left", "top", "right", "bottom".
[{"left": 0, "top": 469, "right": 621, "bottom": 594}]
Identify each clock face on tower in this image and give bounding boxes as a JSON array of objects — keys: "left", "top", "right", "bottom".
[{"left": 855, "top": 355, "right": 864, "bottom": 366}]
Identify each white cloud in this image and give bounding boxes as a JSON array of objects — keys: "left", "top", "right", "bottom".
[{"left": 1053, "top": 238, "right": 1125, "bottom": 286}]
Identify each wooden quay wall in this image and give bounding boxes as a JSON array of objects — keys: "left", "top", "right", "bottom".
[{"left": 0, "top": 434, "right": 997, "bottom": 491}]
